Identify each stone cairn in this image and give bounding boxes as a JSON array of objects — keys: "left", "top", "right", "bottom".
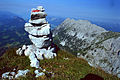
[{"left": 16, "top": 6, "right": 57, "bottom": 68}]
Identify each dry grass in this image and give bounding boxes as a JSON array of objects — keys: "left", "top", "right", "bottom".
[{"left": 0, "top": 48, "right": 119, "bottom": 80}]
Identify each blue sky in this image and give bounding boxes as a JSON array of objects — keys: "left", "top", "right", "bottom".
[{"left": 0, "top": 0, "right": 120, "bottom": 20}]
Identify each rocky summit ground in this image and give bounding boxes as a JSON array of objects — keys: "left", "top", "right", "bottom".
[{"left": 0, "top": 48, "right": 119, "bottom": 80}]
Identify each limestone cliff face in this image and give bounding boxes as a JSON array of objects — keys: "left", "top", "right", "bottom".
[{"left": 53, "top": 18, "right": 120, "bottom": 78}]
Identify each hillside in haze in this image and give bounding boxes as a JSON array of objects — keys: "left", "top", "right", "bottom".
[
  {"left": 47, "top": 16, "right": 65, "bottom": 30},
  {"left": 93, "top": 21, "right": 120, "bottom": 32},
  {"left": 73, "top": 17, "right": 120, "bottom": 32},
  {"left": 0, "top": 11, "right": 31, "bottom": 56},
  {"left": 0, "top": 11, "right": 65, "bottom": 50},
  {"left": 0, "top": 11, "right": 120, "bottom": 57},
  {"left": 0, "top": 11, "right": 24, "bottom": 26}
]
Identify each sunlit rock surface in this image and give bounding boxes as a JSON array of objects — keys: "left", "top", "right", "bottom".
[
  {"left": 16, "top": 6, "right": 56, "bottom": 68},
  {"left": 53, "top": 18, "right": 120, "bottom": 78},
  {"left": 2, "top": 69, "right": 29, "bottom": 79}
]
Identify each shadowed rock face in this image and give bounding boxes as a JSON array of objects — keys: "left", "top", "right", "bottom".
[
  {"left": 80, "top": 74, "right": 104, "bottom": 80},
  {"left": 53, "top": 18, "right": 120, "bottom": 78},
  {"left": 31, "top": 14, "right": 47, "bottom": 20}
]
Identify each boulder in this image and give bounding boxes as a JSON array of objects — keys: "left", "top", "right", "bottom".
[
  {"left": 25, "top": 24, "right": 50, "bottom": 36},
  {"left": 29, "top": 18, "right": 47, "bottom": 24},
  {"left": 31, "top": 13, "right": 47, "bottom": 20}
]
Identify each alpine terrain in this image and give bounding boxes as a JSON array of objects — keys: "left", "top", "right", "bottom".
[
  {"left": 0, "top": 6, "right": 120, "bottom": 80},
  {"left": 53, "top": 18, "right": 120, "bottom": 78}
]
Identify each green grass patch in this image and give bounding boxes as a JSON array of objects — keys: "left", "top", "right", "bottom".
[{"left": 0, "top": 48, "right": 119, "bottom": 80}]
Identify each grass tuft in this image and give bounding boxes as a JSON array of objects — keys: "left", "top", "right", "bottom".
[{"left": 0, "top": 48, "right": 119, "bottom": 80}]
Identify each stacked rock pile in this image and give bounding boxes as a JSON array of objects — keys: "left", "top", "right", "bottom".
[
  {"left": 16, "top": 6, "right": 57, "bottom": 68},
  {"left": 26, "top": 6, "right": 53, "bottom": 49}
]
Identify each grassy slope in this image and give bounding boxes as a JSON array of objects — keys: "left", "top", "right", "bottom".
[{"left": 0, "top": 48, "right": 119, "bottom": 80}]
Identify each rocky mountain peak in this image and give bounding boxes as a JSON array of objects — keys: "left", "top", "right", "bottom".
[
  {"left": 53, "top": 18, "right": 120, "bottom": 78},
  {"left": 54, "top": 18, "right": 107, "bottom": 45}
]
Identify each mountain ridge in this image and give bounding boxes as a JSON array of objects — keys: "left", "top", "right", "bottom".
[
  {"left": 0, "top": 11, "right": 31, "bottom": 56},
  {"left": 53, "top": 18, "right": 120, "bottom": 78}
]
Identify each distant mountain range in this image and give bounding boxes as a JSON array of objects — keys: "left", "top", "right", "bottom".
[
  {"left": 0, "top": 11, "right": 31, "bottom": 49},
  {"left": 47, "top": 16, "right": 120, "bottom": 32},
  {"left": 93, "top": 21, "right": 120, "bottom": 32},
  {"left": 73, "top": 17, "right": 120, "bottom": 32},
  {"left": 0, "top": 11, "right": 119, "bottom": 56},
  {"left": 0, "top": 11, "right": 65, "bottom": 49},
  {"left": 0, "top": 11, "right": 25, "bottom": 27},
  {"left": 46, "top": 16, "right": 65, "bottom": 30}
]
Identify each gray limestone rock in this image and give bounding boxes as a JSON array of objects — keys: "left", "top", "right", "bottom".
[
  {"left": 16, "top": 6, "right": 57, "bottom": 68},
  {"left": 53, "top": 18, "right": 120, "bottom": 78}
]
